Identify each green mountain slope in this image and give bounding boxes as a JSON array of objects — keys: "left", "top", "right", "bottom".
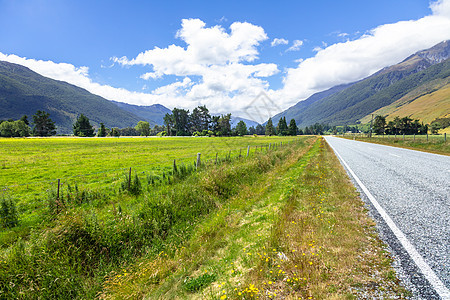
[
  {"left": 270, "top": 82, "right": 355, "bottom": 126},
  {"left": 111, "top": 101, "right": 171, "bottom": 127},
  {"left": 0, "top": 61, "right": 143, "bottom": 134},
  {"left": 276, "top": 40, "right": 450, "bottom": 128}
]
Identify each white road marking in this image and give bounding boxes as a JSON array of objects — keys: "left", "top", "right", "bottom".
[
  {"left": 389, "top": 153, "right": 401, "bottom": 158},
  {"left": 327, "top": 139, "right": 450, "bottom": 299}
]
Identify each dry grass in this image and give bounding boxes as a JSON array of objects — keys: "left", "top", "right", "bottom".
[{"left": 99, "top": 137, "right": 409, "bottom": 299}]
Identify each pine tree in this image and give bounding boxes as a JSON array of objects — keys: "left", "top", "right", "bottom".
[
  {"left": 288, "top": 119, "right": 298, "bottom": 136},
  {"left": 73, "top": 114, "right": 94, "bottom": 137},
  {"left": 97, "top": 123, "right": 107, "bottom": 137},
  {"left": 32, "top": 110, "right": 56, "bottom": 137},
  {"left": 265, "top": 118, "right": 276, "bottom": 136}
]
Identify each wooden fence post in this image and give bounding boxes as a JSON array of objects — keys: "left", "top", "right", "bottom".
[
  {"left": 427, "top": 133, "right": 429, "bottom": 141},
  {"left": 215, "top": 152, "right": 218, "bottom": 164},
  {"left": 196, "top": 153, "right": 201, "bottom": 169},
  {"left": 173, "top": 159, "right": 177, "bottom": 173},
  {"left": 445, "top": 133, "right": 447, "bottom": 142},
  {"left": 128, "top": 167, "right": 132, "bottom": 190},
  {"left": 247, "top": 145, "right": 250, "bottom": 157}
]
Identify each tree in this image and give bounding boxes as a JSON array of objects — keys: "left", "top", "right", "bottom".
[
  {"left": 373, "top": 115, "right": 386, "bottom": 135},
  {"left": 288, "top": 119, "right": 298, "bottom": 136},
  {"left": 73, "top": 114, "right": 95, "bottom": 137},
  {"left": 265, "top": 118, "right": 276, "bottom": 136},
  {"left": 135, "top": 121, "right": 150, "bottom": 136},
  {"left": 190, "top": 105, "right": 211, "bottom": 133},
  {"left": 255, "top": 124, "right": 265, "bottom": 135},
  {"left": 430, "top": 122, "right": 441, "bottom": 134},
  {"left": 236, "top": 120, "right": 248, "bottom": 136},
  {"left": 163, "top": 113, "right": 174, "bottom": 136},
  {"left": 172, "top": 108, "right": 190, "bottom": 136},
  {"left": 276, "top": 117, "right": 288, "bottom": 136},
  {"left": 217, "top": 114, "right": 232, "bottom": 136},
  {"left": 0, "top": 121, "right": 14, "bottom": 137},
  {"left": 97, "top": 123, "right": 107, "bottom": 137},
  {"left": 20, "top": 115, "right": 29, "bottom": 125},
  {"left": 110, "top": 127, "right": 121, "bottom": 137},
  {"left": 13, "top": 120, "right": 30, "bottom": 137},
  {"left": 248, "top": 126, "right": 256, "bottom": 135},
  {"left": 32, "top": 110, "right": 56, "bottom": 137}
]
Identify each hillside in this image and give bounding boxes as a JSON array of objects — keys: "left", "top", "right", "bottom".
[
  {"left": 111, "top": 101, "right": 171, "bottom": 126},
  {"left": 275, "top": 40, "right": 450, "bottom": 128},
  {"left": 0, "top": 61, "right": 142, "bottom": 134},
  {"left": 360, "top": 77, "right": 450, "bottom": 124},
  {"left": 270, "top": 82, "right": 355, "bottom": 126}
]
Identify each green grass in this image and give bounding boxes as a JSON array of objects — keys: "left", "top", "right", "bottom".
[
  {"left": 338, "top": 133, "right": 449, "bottom": 155},
  {"left": 101, "top": 137, "right": 408, "bottom": 299},
  {"left": 0, "top": 135, "right": 306, "bottom": 299},
  {"left": 0, "top": 136, "right": 297, "bottom": 245}
]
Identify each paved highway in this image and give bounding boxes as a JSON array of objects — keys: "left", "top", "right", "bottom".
[{"left": 325, "top": 136, "right": 450, "bottom": 299}]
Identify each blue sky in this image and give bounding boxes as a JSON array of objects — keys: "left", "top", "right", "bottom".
[{"left": 1, "top": 0, "right": 450, "bottom": 122}]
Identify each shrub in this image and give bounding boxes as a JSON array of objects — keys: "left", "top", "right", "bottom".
[{"left": 0, "top": 195, "right": 19, "bottom": 228}]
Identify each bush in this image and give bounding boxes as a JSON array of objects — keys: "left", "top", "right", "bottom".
[
  {"left": 120, "top": 172, "right": 142, "bottom": 196},
  {"left": 0, "top": 195, "right": 19, "bottom": 228}
]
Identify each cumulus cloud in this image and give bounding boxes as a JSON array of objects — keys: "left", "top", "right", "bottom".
[
  {"left": 2, "top": 0, "right": 450, "bottom": 122},
  {"left": 271, "top": 38, "right": 289, "bottom": 47},
  {"left": 276, "top": 0, "right": 450, "bottom": 107},
  {"left": 111, "top": 18, "right": 279, "bottom": 117},
  {"left": 286, "top": 40, "right": 303, "bottom": 52}
]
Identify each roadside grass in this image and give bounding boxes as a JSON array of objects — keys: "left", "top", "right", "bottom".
[
  {"left": 338, "top": 134, "right": 449, "bottom": 155},
  {"left": 0, "top": 136, "right": 308, "bottom": 299},
  {"left": 101, "top": 137, "right": 409, "bottom": 299},
  {"left": 0, "top": 136, "right": 295, "bottom": 247}
]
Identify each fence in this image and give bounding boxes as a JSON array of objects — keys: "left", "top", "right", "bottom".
[
  {"left": 1, "top": 139, "right": 299, "bottom": 232},
  {"left": 340, "top": 132, "right": 447, "bottom": 143}
]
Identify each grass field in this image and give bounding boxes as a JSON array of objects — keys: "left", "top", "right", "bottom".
[
  {"left": 0, "top": 136, "right": 298, "bottom": 243},
  {"left": 0, "top": 136, "right": 408, "bottom": 298},
  {"left": 338, "top": 133, "right": 449, "bottom": 155}
]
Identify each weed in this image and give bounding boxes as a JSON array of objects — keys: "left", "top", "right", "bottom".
[
  {"left": 183, "top": 273, "right": 217, "bottom": 292},
  {"left": 0, "top": 194, "right": 19, "bottom": 228}
]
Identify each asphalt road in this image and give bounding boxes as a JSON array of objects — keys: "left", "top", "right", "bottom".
[{"left": 325, "top": 136, "right": 450, "bottom": 299}]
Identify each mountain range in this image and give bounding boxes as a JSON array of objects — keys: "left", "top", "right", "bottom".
[
  {"left": 1, "top": 40, "right": 449, "bottom": 134},
  {"left": 0, "top": 61, "right": 260, "bottom": 134},
  {"left": 271, "top": 40, "right": 450, "bottom": 128}
]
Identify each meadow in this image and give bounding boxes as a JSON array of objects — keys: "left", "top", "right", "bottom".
[{"left": 0, "top": 135, "right": 407, "bottom": 299}]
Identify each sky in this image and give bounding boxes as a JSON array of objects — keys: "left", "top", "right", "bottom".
[{"left": 1, "top": 0, "right": 450, "bottom": 123}]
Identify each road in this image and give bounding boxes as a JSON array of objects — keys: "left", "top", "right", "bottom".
[{"left": 324, "top": 136, "right": 450, "bottom": 299}]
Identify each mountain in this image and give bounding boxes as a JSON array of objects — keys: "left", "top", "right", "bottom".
[
  {"left": 270, "top": 82, "right": 355, "bottom": 125},
  {"left": 111, "top": 101, "right": 171, "bottom": 126},
  {"left": 274, "top": 40, "right": 450, "bottom": 128},
  {"left": 230, "top": 116, "right": 260, "bottom": 128},
  {"left": 0, "top": 61, "right": 141, "bottom": 134}
]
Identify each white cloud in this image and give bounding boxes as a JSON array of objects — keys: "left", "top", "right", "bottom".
[
  {"left": 271, "top": 38, "right": 289, "bottom": 47},
  {"left": 2, "top": 0, "right": 450, "bottom": 123},
  {"left": 277, "top": 0, "right": 450, "bottom": 108},
  {"left": 430, "top": 0, "right": 450, "bottom": 16},
  {"left": 286, "top": 40, "right": 303, "bottom": 52}
]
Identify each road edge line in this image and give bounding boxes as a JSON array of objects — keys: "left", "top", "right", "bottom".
[{"left": 326, "top": 137, "right": 450, "bottom": 299}]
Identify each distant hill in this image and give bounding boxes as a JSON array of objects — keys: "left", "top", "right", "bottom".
[
  {"left": 0, "top": 61, "right": 141, "bottom": 134},
  {"left": 274, "top": 40, "right": 450, "bottom": 128},
  {"left": 111, "top": 101, "right": 171, "bottom": 126},
  {"left": 230, "top": 116, "right": 260, "bottom": 128}
]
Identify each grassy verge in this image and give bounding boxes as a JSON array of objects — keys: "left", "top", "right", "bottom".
[
  {"left": 337, "top": 134, "right": 449, "bottom": 155},
  {"left": 101, "top": 138, "right": 409, "bottom": 299},
  {"left": 0, "top": 137, "right": 311, "bottom": 299}
]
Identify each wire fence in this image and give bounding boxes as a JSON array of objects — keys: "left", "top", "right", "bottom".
[
  {"left": 339, "top": 132, "right": 448, "bottom": 143},
  {"left": 1, "top": 139, "right": 299, "bottom": 231}
]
